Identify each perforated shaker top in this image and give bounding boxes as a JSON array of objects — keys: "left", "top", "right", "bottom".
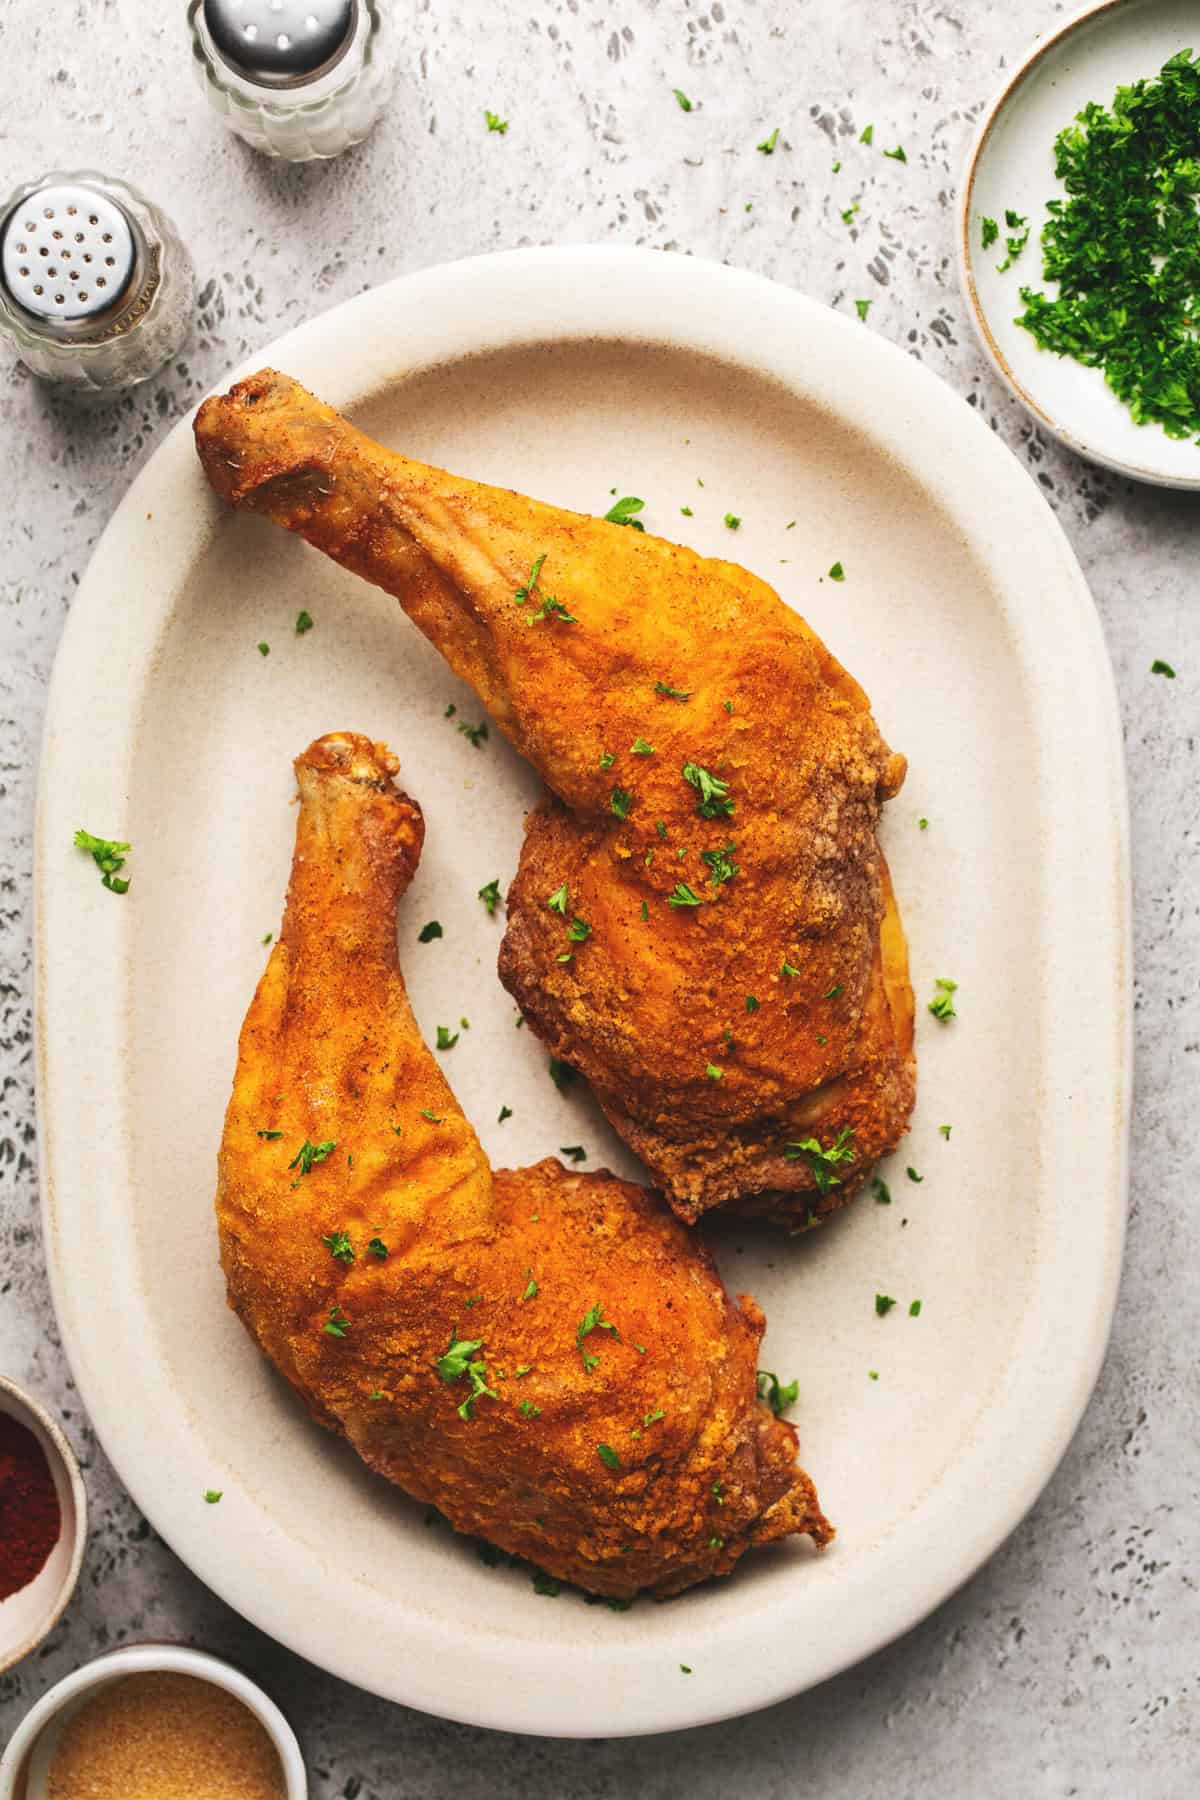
[
  {"left": 203, "top": 0, "right": 356, "bottom": 82},
  {"left": 1, "top": 184, "right": 137, "bottom": 324}
]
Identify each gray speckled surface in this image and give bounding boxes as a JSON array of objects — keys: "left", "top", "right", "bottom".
[{"left": 1, "top": 1, "right": 1196, "bottom": 1790}]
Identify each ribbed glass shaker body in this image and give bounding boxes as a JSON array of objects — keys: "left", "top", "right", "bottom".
[
  {"left": 0, "top": 172, "right": 194, "bottom": 391},
  {"left": 188, "top": 0, "right": 390, "bottom": 160}
]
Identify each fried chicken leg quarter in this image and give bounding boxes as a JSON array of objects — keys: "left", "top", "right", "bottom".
[
  {"left": 217, "top": 732, "right": 831, "bottom": 1598},
  {"left": 196, "top": 371, "right": 916, "bottom": 1225}
]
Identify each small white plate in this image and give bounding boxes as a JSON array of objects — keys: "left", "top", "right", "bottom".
[
  {"left": 35, "top": 246, "right": 1130, "bottom": 1737},
  {"left": 959, "top": 0, "right": 1200, "bottom": 487}
]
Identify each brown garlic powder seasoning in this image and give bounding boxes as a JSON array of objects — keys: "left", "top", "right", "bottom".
[{"left": 45, "top": 1670, "right": 286, "bottom": 1800}]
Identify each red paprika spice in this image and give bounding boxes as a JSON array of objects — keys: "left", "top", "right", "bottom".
[{"left": 0, "top": 1409, "right": 62, "bottom": 1599}]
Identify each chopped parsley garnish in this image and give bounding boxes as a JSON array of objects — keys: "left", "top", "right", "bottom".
[
  {"left": 74, "top": 829, "right": 131, "bottom": 894},
  {"left": 869, "top": 1370, "right": 879, "bottom": 1381},
  {"left": 928, "top": 976, "right": 958, "bottom": 1021},
  {"left": 295, "top": 609, "right": 314, "bottom": 635},
  {"left": 204, "top": 1489, "right": 222, "bottom": 1503},
  {"left": 559, "top": 1144, "right": 587, "bottom": 1162},
  {"left": 680, "top": 1664, "right": 693, "bottom": 1674},
  {"left": 643, "top": 1409, "right": 666, "bottom": 1427},
  {"left": 417, "top": 920, "right": 443, "bottom": 943},
  {"left": 514, "top": 555, "right": 546, "bottom": 601},
  {"left": 668, "top": 881, "right": 703, "bottom": 908},
  {"left": 576, "top": 1302, "right": 619, "bottom": 1373},
  {"left": 256, "top": 1128, "right": 282, "bottom": 1140},
  {"left": 680, "top": 505, "right": 694, "bottom": 517},
  {"left": 700, "top": 843, "right": 739, "bottom": 886},
  {"left": 513, "top": 553, "right": 577, "bottom": 623},
  {"left": 458, "top": 719, "right": 489, "bottom": 748},
  {"left": 261, "top": 932, "right": 273, "bottom": 944},
  {"left": 484, "top": 109, "right": 508, "bottom": 134},
  {"left": 546, "top": 883, "right": 569, "bottom": 914},
  {"left": 444, "top": 703, "right": 457, "bottom": 717},
  {"left": 419, "top": 1108, "right": 444, "bottom": 1124},
  {"left": 597, "top": 1443, "right": 622, "bottom": 1469},
  {"left": 860, "top": 123, "right": 874, "bottom": 144},
  {"left": 598, "top": 750, "right": 615, "bottom": 771},
  {"left": 909, "top": 1299, "right": 923, "bottom": 1317},
  {"left": 705, "top": 1063, "right": 723, "bottom": 1080},
  {"left": 855, "top": 298, "right": 872, "bottom": 322},
  {"left": 872, "top": 1177, "right": 892, "bottom": 1204},
  {"left": 611, "top": 785, "right": 633, "bottom": 819},
  {"left": 567, "top": 917, "right": 592, "bottom": 942},
  {"left": 673, "top": 87, "right": 693, "bottom": 112},
  {"left": 257, "top": 641, "right": 270, "bottom": 656},
  {"left": 640, "top": 901, "right": 649, "bottom": 920},
  {"left": 992, "top": 207, "right": 1029, "bottom": 274},
  {"left": 323, "top": 1304, "right": 350, "bottom": 1337},
  {"left": 841, "top": 202, "right": 860, "bottom": 225},
  {"left": 498, "top": 1104, "right": 513, "bottom": 1123},
  {"left": 918, "top": 816, "right": 929, "bottom": 830},
  {"left": 828, "top": 560, "right": 845, "bottom": 580},
  {"left": 367, "top": 1237, "right": 388, "bottom": 1260},
  {"left": 630, "top": 736, "right": 655, "bottom": 756},
  {"left": 436, "top": 1025, "right": 459, "bottom": 1051},
  {"left": 780, "top": 960, "right": 801, "bottom": 978},
  {"left": 745, "top": 994, "right": 759, "bottom": 1013},
  {"left": 756, "top": 127, "right": 780, "bottom": 155},
  {"left": 548, "top": 1057, "right": 575, "bottom": 1091},
  {"left": 723, "top": 512, "right": 741, "bottom": 530},
  {"left": 288, "top": 1139, "right": 337, "bottom": 1176},
  {"left": 883, "top": 144, "right": 907, "bottom": 162},
  {"left": 939, "top": 1124, "right": 953, "bottom": 1140},
  {"left": 519, "top": 1399, "right": 542, "bottom": 1418},
  {"left": 603, "top": 495, "right": 646, "bottom": 530},
  {"left": 875, "top": 1293, "right": 897, "bottom": 1316},
  {"left": 322, "top": 1229, "right": 355, "bottom": 1264},
  {"left": 756, "top": 1370, "right": 799, "bottom": 1414},
  {"left": 981, "top": 214, "right": 999, "bottom": 249},
  {"left": 435, "top": 1333, "right": 496, "bottom": 1419},
  {"left": 478, "top": 878, "right": 502, "bottom": 915},
  {"left": 784, "top": 1125, "right": 856, "bottom": 1192},
  {"left": 1151, "top": 659, "right": 1176, "bottom": 678},
  {"left": 823, "top": 982, "right": 842, "bottom": 1000},
  {"left": 523, "top": 1271, "right": 539, "bottom": 1299},
  {"left": 907, "top": 1166, "right": 924, "bottom": 1183},
  {"left": 655, "top": 680, "right": 691, "bottom": 700},
  {"left": 682, "top": 761, "right": 734, "bottom": 818}
]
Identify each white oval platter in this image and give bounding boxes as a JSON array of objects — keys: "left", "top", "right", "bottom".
[{"left": 35, "top": 246, "right": 1130, "bottom": 1738}]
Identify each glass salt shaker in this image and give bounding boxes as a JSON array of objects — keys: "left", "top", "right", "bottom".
[
  {"left": 0, "top": 172, "right": 194, "bottom": 391},
  {"left": 188, "top": 0, "right": 391, "bottom": 161}
]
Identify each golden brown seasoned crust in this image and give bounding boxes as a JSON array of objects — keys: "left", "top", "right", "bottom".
[
  {"left": 216, "top": 732, "right": 831, "bottom": 1600},
  {"left": 196, "top": 370, "right": 915, "bottom": 1222}
]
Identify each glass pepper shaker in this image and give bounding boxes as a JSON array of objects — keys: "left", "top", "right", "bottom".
[
  {"left": 0, "top": 172, "right": 194, "bottom": 391},
  {"left": 188, "top": 0, "right": 391, "bottom": 161}
]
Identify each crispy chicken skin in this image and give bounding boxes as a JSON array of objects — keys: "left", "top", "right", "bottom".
[
  {"left": 196, "top": 371, "right": 915, "bottom": 1224},
  {"left": 217, "top": 731, "right": 831, "bottom": 1599}
]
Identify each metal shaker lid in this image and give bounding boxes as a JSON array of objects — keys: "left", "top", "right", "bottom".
[
  {"left": 202, "top": 0, "right": 356, "bottom": 85},
  {"left": 0, "top": 183, "right": 138, "bottom": 326}
]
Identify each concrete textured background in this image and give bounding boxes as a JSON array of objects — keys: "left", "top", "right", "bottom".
[{"left": 1, "top": 1, "right": 1196, "bottom": 1792}]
